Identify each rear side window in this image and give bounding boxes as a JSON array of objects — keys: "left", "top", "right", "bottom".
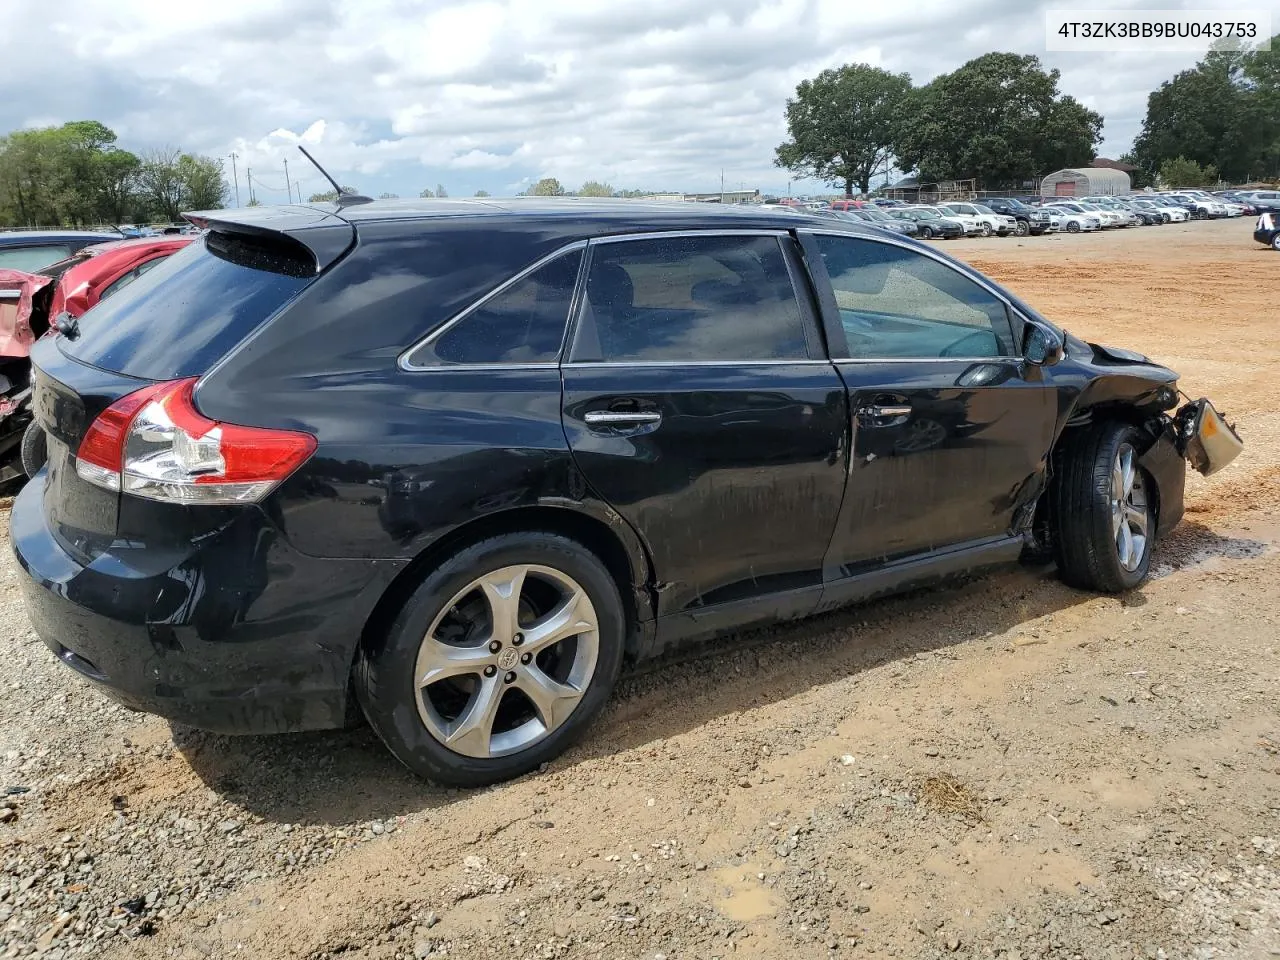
[
  {"left": 0, "top": 245, "right": 72, "bottom": 271},
  {"left": 405, "top": 248, "right": 582, "bottom": 367},
  {"left": 573, "top": 234, "right": 807, "bottom": 363},
  {"left": 64, "top": 231, "right": 313, "bottom": 380}
]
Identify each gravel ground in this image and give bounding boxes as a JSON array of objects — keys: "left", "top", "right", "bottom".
[{"left": 1, "top": 218, "right": 1277, "bottom": 960}]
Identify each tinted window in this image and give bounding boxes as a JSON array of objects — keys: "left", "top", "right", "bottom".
[
  {"left": 65, "top": 231, "right": 313, "bottom": 380},
  {"left": 575, "top": 234, "right": 807, "bottom": 363},
  {"left": 0, "top": 245, "right": 73, "bottom": 271},
  {"left": 814, "top": 235, "right": 1016, "bottom": 360},
  {"left": 407, "top": 249, "right": 582, "bottom": 366}
]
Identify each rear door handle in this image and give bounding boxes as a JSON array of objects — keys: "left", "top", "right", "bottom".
[{"left": 583, "top": 411, "right": 663, "bottom": 426}]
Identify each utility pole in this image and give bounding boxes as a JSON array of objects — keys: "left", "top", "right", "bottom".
[
  {"left": 247, "top": 168, "right": 255, "bottom": 204},
  {"left": 228, "top": 152, "right": 240, "bottom": 207},
  {"left": 720, "top": 168, "right": 725, "bottom": 202},
  {"left": 284, "top": 157, "right": 292, "bottom": 205}
]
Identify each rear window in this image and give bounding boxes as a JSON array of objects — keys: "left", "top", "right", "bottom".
[
  {"left": 0, "top": 245, "right": 73, "bottom": 271},
  {"left": 63, "top": 231, "right": 313, "bottom": 380}
]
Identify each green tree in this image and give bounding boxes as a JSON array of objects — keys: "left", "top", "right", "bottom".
[
  {"left": 1133, "top": 40, "right": 1280, "bottom": 182},
  {"left": 529, "top": 177, "right": 565, "bottom": 196},
  {"left": 177, "top": 154, "right": 228, "bottom": 211},
  {"left": 93, "top": 149, "right": 142, "bottom": 222},
  {"left": 378, "top": 192, "right": 399, "bottom": 199},
  {"left": 578, "top": 180, "right": 615, "bottom": 197},
  {"left": 418, "top": 187, "right": 435, "bottom": 198},
  {"left": 474, "top": 189, "right": 491, "bottom": 197},
  {"left": 775, "top": 64, "right": 912, "bottom": 196},
  {"left": 1158, "top": 155, "right": 1212, "bottom": 188},
  {"left": 309, "top": 186, "right": 358, "bottom": 202},
  {"left": 893, "top": 53, "right": 1102, "bottom": 187}
]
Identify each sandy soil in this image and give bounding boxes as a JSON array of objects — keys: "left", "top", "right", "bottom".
[{"left": 0, "top": 218, "right": 1277, "bottom": 960}]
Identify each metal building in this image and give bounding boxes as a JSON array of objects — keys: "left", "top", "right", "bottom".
[{"left": 1040, "top": 167, "right": 1132, "bottom": 197}]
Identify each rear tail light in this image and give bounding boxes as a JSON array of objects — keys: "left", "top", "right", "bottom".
[{"left": 75, "top": 378, "right": 316, "bottom": 504}]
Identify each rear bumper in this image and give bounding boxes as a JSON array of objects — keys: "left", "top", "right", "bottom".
[
  {"left": 9, "top": 476, "right": 405, "bottom": 735},
  {"left": 1255, "top": 230, "right": 1278, "bottom": 247}
]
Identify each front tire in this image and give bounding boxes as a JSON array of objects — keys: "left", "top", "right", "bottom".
[
  {"left": 1066, "top": 220, "right": 1081, "bottom": 233},
  {"left": 356, "top": 532, "right": 626, "bottom": 786},
  {"left": 980, "top": 223, "right": 993, "bottom": 237},
  {"left": 1053, "top": 422, "right": 1155, "bottom": 593},
  {"left": 919, "top": 225, "right": 934, "bottom": 239},
  {"left": 1272, "top": 233, "right": 1280, "bottom": 251},
  {"left": 1014, "top": 220, "right": 1030, "bottom": 237}
]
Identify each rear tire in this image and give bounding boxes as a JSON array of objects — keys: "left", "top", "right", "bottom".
[
  {"left": 20, "top": 422, "right": 46, "bottom": 479},
  {"left": 1272, "top": 233, "right": 1280, "bottom": 251},
  {"left": 1052, "top": 422, "right": 1156, "bottom": 593},
  {"left": 356, "top": 532, "right": 625, "bottom": 786}
]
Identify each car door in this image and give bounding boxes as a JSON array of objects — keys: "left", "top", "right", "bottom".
[
  {"left": 560, "top": 230, "right": 849, "bottom": 628},
  {"left": 796, "top": 229, "right": 1057, "bottom": 575}
]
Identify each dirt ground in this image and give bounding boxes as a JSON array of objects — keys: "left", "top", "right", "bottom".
[{"left": 1, "top": 218, "right": 1277, "bottom": 960}]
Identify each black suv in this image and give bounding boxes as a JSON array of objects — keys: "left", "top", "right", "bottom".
[
  {"left": 11, "top": 199, "right": 1237, "bottom": 786},
  {"left": 981, "top": 198, "right": 1054, "bottom": 236}
]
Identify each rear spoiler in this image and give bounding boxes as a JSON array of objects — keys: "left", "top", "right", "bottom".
[{"left": 182, "top": 204, "right": 355, "bottom": 273}]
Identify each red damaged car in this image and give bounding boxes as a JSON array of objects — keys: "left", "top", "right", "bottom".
[{"left": 0, "top": 236, "right": 194, "bottom": 481}]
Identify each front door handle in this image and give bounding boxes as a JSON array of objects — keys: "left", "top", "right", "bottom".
[
  {"left": 583, "top": 411, "right": 663, "bottom": 427},
  {"left": 861, "top": 404, "right": 911, "bottom": 418}
]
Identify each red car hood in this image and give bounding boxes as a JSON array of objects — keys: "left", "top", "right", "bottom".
[{"left": 0, "top": 269, "right": 54, "bottom": 358}]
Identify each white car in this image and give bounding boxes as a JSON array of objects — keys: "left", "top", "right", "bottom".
[
  {"left": 1075, "top": 202, "right": 1128, "bottom": 228},
  {"left": 938, "top": 202, "right": 1016, "bottom": 237},
  {"left": 920, "top": 204, "right": 981, "bottom": 235},
  {"left": 1164, "top": 193, "right": 1229, "bottom": 219},
  {"left": 1184, "top": 190, "right": 1242, "bottom": 216},
  {"left": 1045, "top": 202, "right": 1104, "bottom": 232},
  {"left": 1129, "top": 198, "right": 1189, "bottom": 223},
  {"left": 1081, "top": 198, "right": 1141, "bottom": 226}
]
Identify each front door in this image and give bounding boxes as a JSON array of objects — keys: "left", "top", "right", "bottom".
[
  {"left": 561, "top": 231, "right": 849, "bottom": 620},
  {"left": 798, "top": 230, "right": 1057, "bottom": 575}
]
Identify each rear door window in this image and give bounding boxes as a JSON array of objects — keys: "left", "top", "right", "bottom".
[
  {"left": 571, "top": 234, "right": 808, "bottom": 363},
  {"left": 63, "top": 231, "right": 314, "bottom": 380}
]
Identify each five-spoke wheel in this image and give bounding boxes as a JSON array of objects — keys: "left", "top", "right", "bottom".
[{"left": 357, "top": 533, "right": 624, "bottom": 786}]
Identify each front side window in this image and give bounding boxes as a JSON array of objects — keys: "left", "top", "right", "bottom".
[
  {"left": 408, "top": 249, "right": 582, "bottom": 366},
  {"left": 573, "top": 234, "right": 807, "bottom": 363},
  {"left": 813, "top": 235, "right": 1016, "bottom": 360}
]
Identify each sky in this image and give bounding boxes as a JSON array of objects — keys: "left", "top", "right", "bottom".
[{"left": 1, "top": 0, "right": 1275, "bottom": 201}]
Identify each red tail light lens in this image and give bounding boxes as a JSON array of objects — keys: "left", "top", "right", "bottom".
[{"left": 75, "top": 378, "right": 316, "bottom": 504}]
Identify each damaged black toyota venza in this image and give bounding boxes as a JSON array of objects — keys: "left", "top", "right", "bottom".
[{"left": 11, "top": 198, "right": 1242, "bottom": 786}]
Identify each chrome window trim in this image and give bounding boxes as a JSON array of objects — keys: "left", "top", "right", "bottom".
[
  {"left": 797, "top": 227, "right": 1027, "bottom": 363},
  {"left": 587, "top": 229, "right": 790, "bottom": 245},
  {"left": 565, "top": 359, "right": 836, "bottom": 369},
  {"left": 397, "top": 239, "right": 588, "bottom": 372}
]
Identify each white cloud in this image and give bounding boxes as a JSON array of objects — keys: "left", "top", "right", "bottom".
[{"left": 0, "top": 0, "right": 1265, "bottom": 199}]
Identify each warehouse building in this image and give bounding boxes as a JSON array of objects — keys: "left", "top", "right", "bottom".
[{"left": 1040, "top": 167, "right": 1132, "bottom": 197}]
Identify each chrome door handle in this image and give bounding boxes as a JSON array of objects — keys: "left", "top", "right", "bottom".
[
  {"left": 583, "top": 411, "right": 662, "bottom": 426},
  {"left": 861, "top": 404, "right": 911, "bottom": 418}
]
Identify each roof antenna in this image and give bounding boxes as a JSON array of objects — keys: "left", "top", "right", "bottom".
[{"left": 296, "top": 145, "right": 373, "bottom": 206}]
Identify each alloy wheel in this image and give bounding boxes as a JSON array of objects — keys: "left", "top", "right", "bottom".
[
  {"left": 1015, "top": 221, "right": 1029, "bottom": 237},
  {"left": 980, "top": 223, "right": 993, "bottom": 237},
  {"left": 1110, "top": 443, "right": 1150, "bottom": 573},
  {"left": 413, "top": 564, "right": 600, "bottom": 758}
]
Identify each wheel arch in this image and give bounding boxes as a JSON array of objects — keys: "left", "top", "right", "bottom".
[{"left": 356, "top": 503, "right": 656, "bottom": 668}]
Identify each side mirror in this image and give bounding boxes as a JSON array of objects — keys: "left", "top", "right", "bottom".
[{"left": 1023, "top": 321, "right": 1064, "bottom": 366}]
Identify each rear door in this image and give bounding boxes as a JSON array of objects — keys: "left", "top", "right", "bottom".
[
  {"left": 797, "top": 229, "right": 1056, "bottom": 573},
  {"left": 560, "top": 230, "right": 848, "bottom": 623}
]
